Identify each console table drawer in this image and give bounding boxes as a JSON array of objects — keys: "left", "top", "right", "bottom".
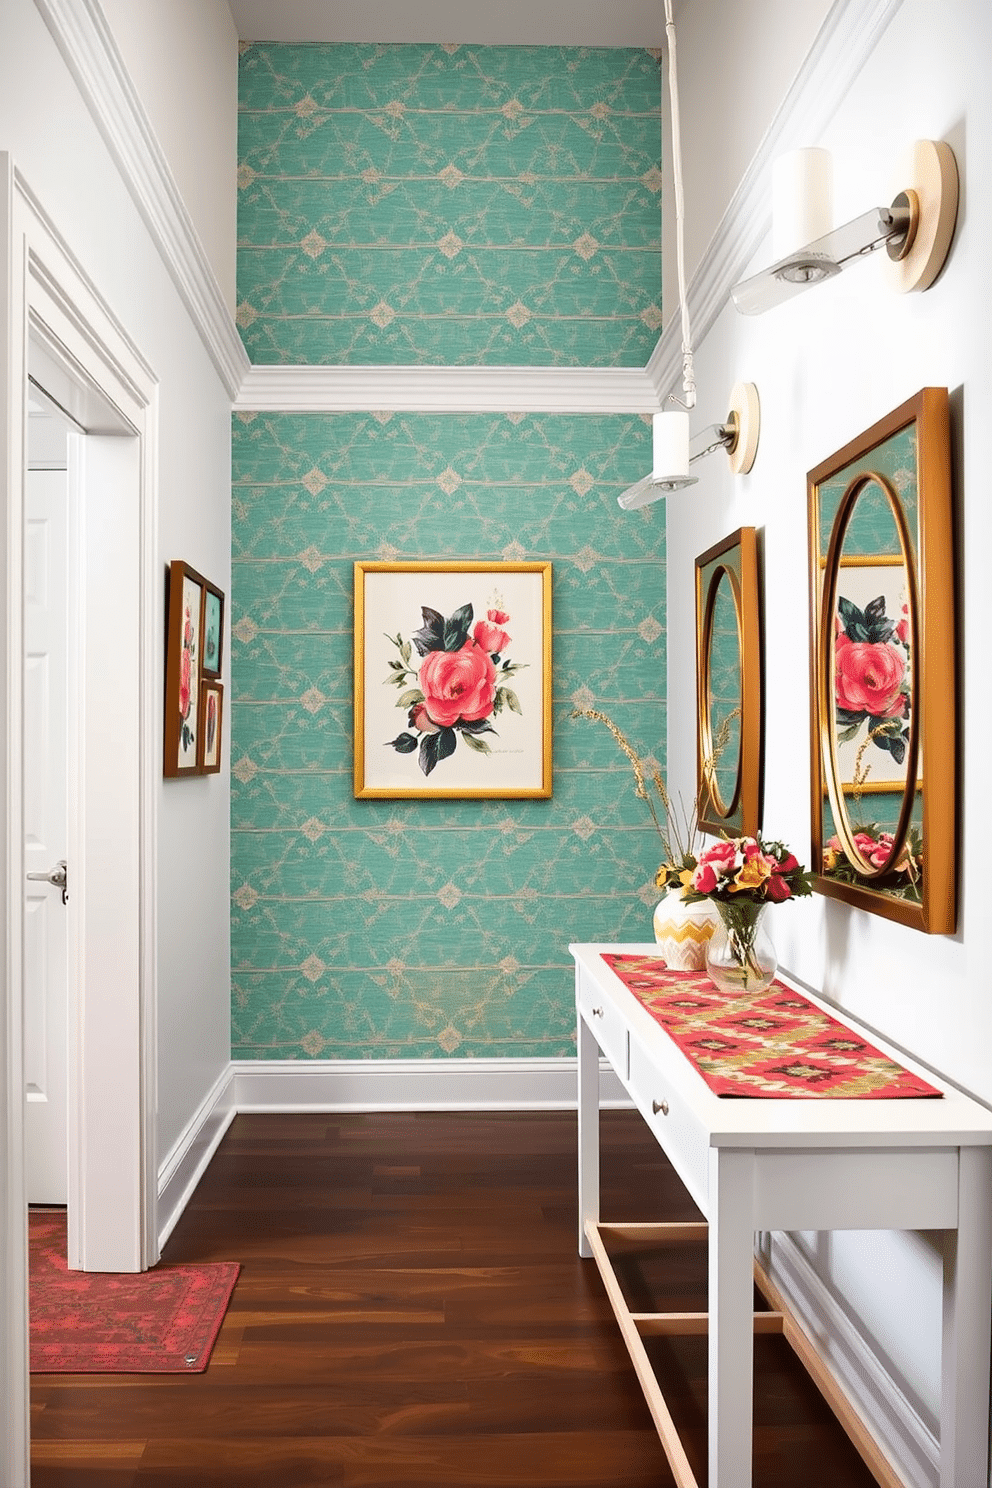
[
  {"left": 629, "top": 1032, "right": 709, "bottom": 1213},
  {"left": 577, "top": 977, "right": 628, "bottom": 1080}
]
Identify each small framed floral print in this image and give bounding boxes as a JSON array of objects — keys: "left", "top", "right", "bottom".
[
  {"left": 200, "top": 583, "right": 225, "bottom": 679},
  {"left": 808, "top": 388, "right": 955, "bottom": 933},
  {"left": 199, "top": 681, "right": 223, "bottom": 774},
  {"left": 354, "top": 561, "right": 553, "bottom": 799},
  {"left": 163, "top": 560, "right": 207, "bottom": 777}
]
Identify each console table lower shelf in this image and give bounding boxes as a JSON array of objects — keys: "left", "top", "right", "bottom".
[
  {"left": 572, "top": 944, "right": 992, "bottom": 1488},
  {"left": 585, "top": 1218, "right": 898, "bottom": 1488}
]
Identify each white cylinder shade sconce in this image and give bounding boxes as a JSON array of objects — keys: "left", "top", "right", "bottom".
[
  {"left": 653, "top": 411, "right": 690, "bottom": 483},
  {"left": 772, "top": 147, "right": 833, "bottom": 260}
]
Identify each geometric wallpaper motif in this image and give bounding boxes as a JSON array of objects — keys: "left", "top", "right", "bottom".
[
  {"left": 237, "top": 43, "right": 663, "bottom": 366},
  {"left": 231, "top": 411, "right": 667, "bottom": 1059}
]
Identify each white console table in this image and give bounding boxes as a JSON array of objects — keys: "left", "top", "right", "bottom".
[{"left": 572, "top": 943, "right": 992, "bottom": 1488}]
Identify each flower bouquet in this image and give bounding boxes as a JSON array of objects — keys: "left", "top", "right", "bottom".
[
  {"left": 823, "top": 825, "right": 923, "bottom": 901},
  {"left": 681, "top": 836, "right": 813, "bottom": 992}
]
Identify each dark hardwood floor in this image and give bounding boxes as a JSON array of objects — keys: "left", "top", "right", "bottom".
[{"left": 31, "top": 1110, "right": 879, "bottom": 1487}]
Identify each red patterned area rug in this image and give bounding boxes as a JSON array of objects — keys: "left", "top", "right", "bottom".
[
  {"left": 29, "top": 1210, "right": 239, "bottom": 1373},
  {"left": 601, "top": 955, "right": 941, "bottom": 1099}
]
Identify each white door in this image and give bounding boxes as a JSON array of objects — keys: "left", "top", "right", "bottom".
[{"left": 23, "top": 403, "right": 70, "bottom": 1205}]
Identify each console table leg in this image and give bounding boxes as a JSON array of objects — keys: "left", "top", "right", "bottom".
[
  {"left": 940, "top": 1144, "right": 992, "bottom": 1487},
  {"left": 708, "top": 1147, "right": 756, "bottom": 1488},
  {"left": 576, "top": 1010, "right": 600, "bottom": 1259}
]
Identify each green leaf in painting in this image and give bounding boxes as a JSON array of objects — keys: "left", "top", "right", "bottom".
[
  {"left": 386, "top": 733, "right": 419, "bottom": 754},
  {"left": 412, "top": 607, "right": 445, "bottom": 656},
  {"left": 419, "top": 727, "right": 457, "bottom": 777},
  {"left": 443, "top": 603, "right": 473, "bottom": 652},
  {"left": 503, "top": 688, "right": 522, "bottom": 714}
]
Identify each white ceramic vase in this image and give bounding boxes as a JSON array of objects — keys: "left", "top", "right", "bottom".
[{"left": 653, "top": 889, "right": 719, "bottom": 971}]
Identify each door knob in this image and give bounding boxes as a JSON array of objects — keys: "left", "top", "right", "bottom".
[{"left": 27, "top": 859, "right": 68, "bottom": 904}]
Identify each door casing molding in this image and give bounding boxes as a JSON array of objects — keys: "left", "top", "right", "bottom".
[{"left": 1, "top": 152, "right": 159, "bottom": 1485}]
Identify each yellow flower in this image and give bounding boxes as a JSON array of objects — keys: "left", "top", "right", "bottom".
[
  {"left": 654, "top": 866, "right": 670, "bottom": 889},
  {"left": 823, "top": 847, "right": 838, "bottom": 872},
  {"left": 678, "top": 867, "right": 695, "bottom": 889},
  {"left": 729, "top": 857, "right": 772, "bottom": 892}
]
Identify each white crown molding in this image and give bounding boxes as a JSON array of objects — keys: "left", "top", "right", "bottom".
[
  {"left": 31, "top": 0, "right": 903, "bottom": 412},
  {"left": 236, "top": 363, "right": 660, "bottom": 414},
  {"left": 767, "top": 1230, "right": 939, "bottom": 1488},
  {"left": 32, "top": 0, "right": 250, "bottom": 400},
  {"left": 232, "top": 1056, "right": 631, "bottom": 1112},
  {"left": 648, "top": 0, "right": 905, "bottom": 404}
]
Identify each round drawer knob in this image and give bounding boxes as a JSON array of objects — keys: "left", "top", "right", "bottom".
[{"left": 652, "top": 1099, "right": 669, "bottom": 1117}]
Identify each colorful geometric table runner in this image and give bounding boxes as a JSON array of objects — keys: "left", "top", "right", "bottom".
[{"left": 600, "top": 955, "right": 941, "bottom": 1099}]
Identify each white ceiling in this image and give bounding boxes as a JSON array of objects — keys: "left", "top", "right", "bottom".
[{"left": 227, "top": 0, "right": 670, "bottom": 48}]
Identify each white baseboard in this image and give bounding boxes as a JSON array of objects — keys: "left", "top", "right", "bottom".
[
  {"left": 765, "top": 1230, "right": 938, "bottom": 1488},
  {"left": 156, "top": 1065, "right": 237, "bottom": 1253},
  {"left": 232, "top": 1056, "right": 631, "bottom": 1113}
]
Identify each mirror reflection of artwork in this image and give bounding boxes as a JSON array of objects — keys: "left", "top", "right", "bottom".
[
  {"left": 708, "top": 571, "right": 743, "bottom": 813},
  {"left": 808, "top": 389, "right": 954, "bottom": 932},
  {"left": 695, "top": 528, "right": 761, "bottom": 838}
]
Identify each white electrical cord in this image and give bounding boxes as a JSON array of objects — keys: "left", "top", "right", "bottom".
[{"left": 664, "top": 0, "right": 696, "bottom": 411}]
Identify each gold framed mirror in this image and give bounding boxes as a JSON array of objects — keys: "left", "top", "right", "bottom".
[
  {"left": 695, "top": 527, "right": 762, "bottom": 838},
  {"left": 807, "top": 387, "right": 955, "bottom": 932}
]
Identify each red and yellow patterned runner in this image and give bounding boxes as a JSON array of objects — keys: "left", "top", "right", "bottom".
[{"left": 601, "top": 955, "right": 940, "bottom": 1099}]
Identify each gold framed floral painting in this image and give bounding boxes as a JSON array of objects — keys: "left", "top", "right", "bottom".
[
  {"left": 354, "top": 561, "right": 553, "bottom": 799},
  {"left": 807, "top": 387, "right": 955, "bottom": 932}
]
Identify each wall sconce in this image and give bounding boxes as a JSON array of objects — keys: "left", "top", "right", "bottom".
[
  {"left": 731, "top": 139, "right": 958, "bottom": 315},
  {"left": 619, "top": 2, "right": 760, "bottom": 513},
  {"left": 618, "top": 384, "right": 760, "bottom": 510}
]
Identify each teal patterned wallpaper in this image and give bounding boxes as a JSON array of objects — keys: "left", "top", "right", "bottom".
[
  {"left": 236, "top": 43, "right": 663, "bottom": 366},
  {"left": 230, "top": 412, "right": 667, "bottom": 1060}
]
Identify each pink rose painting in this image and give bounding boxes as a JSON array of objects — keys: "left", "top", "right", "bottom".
[
  {"left": 384, "top": 602, "right": 526, "bottom": 778},
  {"left": 833, "top": 589, "right": 911, "bottom": 770}
]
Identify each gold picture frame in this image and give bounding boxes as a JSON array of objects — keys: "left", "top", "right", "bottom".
[
  {"left": 354, "top": 561, "right": 553, "bottom": 799},
  {"left": 163, "top": 560, "right": 206, "bottom": 778},
  {"left": 808, "top": 387, "right": 955, "bottom": 932},
  {"left": 695, "top": 527, "right": 762, "bottom": 838}
]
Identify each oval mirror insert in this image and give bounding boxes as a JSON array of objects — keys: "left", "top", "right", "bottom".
[
  {"left": 703, "top": 565, "right": 743, "bottom": 816},
  {"left": 822, "top": 473, "right": 919, "bottom": 880}
]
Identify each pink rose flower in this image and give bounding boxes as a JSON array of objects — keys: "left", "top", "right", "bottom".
[
  {"left": 764, "top": 873, "right": 792, "bottom": 901},
  {"left": 835, "top": 640, "right": 906, "bottom": 717},
  {"left": 692, "top": 839, "right": 738, "bottom": 893},
  {"left": 179, "top": 604, "right": 193, "bottom": 718},
  {"left": 420, "top": 641, "right": 497, "bottom": 728},
  {"left": 473, "top": 616, "right": 512, "bottom": 654},
  {"left": 409, "top": 703, "right": 439, "bottom": 735},
  {"left": 698, "top": 840, "right": 738, "bottom": 875}
]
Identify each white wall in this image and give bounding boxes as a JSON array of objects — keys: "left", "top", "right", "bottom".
[
  {"left": 97, "top": 0, "right": 239, "bottom": 314},
  {"left": 666, "top": 0, "right": 992, "bottom": 1479},
  {"left": 0, "top": 0, "right": 232, "bottom": 1166},
  {"left": 661, "top": 0, "right": 833, "bottom": 326}
]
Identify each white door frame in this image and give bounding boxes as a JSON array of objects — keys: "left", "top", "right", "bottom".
[{"left": 1, "top": 154, "right": 159, "bottom": 1485}]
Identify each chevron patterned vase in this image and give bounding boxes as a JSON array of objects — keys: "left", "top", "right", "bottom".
[{"left": 653, "top": 890, "right": 719, "bottom": 972}]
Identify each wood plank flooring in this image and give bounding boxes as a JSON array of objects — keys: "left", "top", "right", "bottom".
[{"left": 30, "top": 1110, "right": 881, "bottom": 1487}]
